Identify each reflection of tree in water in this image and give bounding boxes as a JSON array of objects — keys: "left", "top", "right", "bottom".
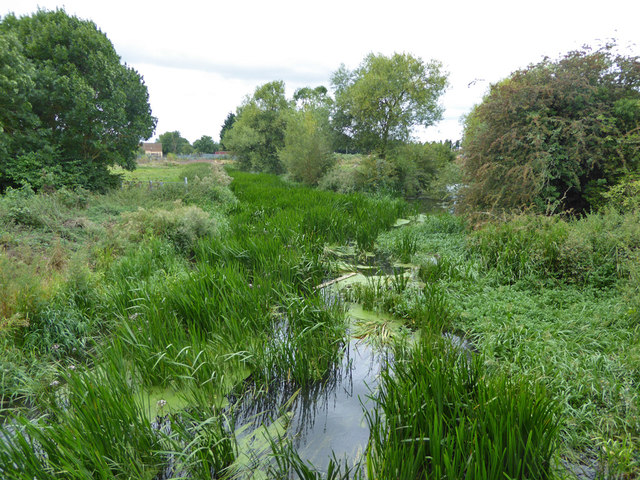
[{"left": 230, "top": 339, "right": 389, "bottom": 449}]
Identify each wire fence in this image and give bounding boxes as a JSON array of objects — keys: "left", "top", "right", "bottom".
[{"left": 122, "top": 177, "right": 189, "bottom": 190}]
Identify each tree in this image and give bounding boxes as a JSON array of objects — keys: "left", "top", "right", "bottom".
[
  {"left": 460, "top": 44, "right": 640, "bottom": 214},
  {"left": 223, "top": 81, "right": 292, "bottom": 173},
  {"left": 219, "top": 112, "right": 236, "bottom": 150},
  {"left": 157, "top": 131, "right": 192, "bottom": 155},
  {"left": 192, "top": 135, "right": 218, "bottom": 154},
  {"left": 331, "top": 53, "right": 447, "bottom": 158},
  {"left": 0, "top": 9, "right": 156, "bottom": 192},
  {"left": 293, "top": 86, "right": 330, "bottom": 110},
  {"left": 279, "top": 109, "right": 334, "bottom": 185}
]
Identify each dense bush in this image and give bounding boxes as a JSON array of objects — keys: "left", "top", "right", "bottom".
[
  {"left": 0, "top": 9, "right": 155, "bottom": 192},
  {"left": 120, "top": 205, "right": 223, "bottom": 253},
  {"left": 460, "top": 44, "right": 640, "bottom": 214},
  {"left": 318, "top": 141, "right": 458, "bottom": 198}
]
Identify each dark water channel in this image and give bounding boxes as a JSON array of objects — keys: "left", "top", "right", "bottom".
[{"left": 231, "top": 338, "right": 388, "bottom": 472}]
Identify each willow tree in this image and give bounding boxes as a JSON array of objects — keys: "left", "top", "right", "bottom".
[
  {"left": 223, "top": 81, "right": 292, "bottom": 173},
  {"left": 331, "top": 52, "right": 448, "bottom": 158},
  {"left": 460, "top": 44, "right": 640, "bottom": 214}
]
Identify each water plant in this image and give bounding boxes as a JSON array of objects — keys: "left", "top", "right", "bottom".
[{"left": 365, "top": 338, "right": 561, "bottom": 479}]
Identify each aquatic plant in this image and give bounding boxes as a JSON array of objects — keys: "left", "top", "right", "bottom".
[{"left": 365, "top": 338, "right": 561, "bottom": 479}]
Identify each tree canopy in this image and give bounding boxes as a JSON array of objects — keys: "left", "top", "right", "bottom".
[
  {"left": 222, "top": 81, "right": 292, "bottom": 173},
  {"left": 460, "top": 44, "right": 640, "bottom": 214},
  {"left": 192, "top": 135, "right": 218, "bottom": 154},
  {"left": 158, "top": 131, "right": 192, "bottom": 155},
  {"left": 331, "top": 53, "right": 448, "bottom": 158},
  {"left": 0, "top": 9, "right": 156, "bottom": 192}
]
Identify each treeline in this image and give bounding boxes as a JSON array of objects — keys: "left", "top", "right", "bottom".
[
  {"left": 221, "top": 53, "right": 459, "bottom": 199},
  {"left": 152, "top": 114, "right": 238, "bottom": 157},
  {"left": 3, "top": 8, "right": 639, "bottom": 216}
]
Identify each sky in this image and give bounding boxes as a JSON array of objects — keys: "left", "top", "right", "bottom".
[{"left": 1, "top": 0, "right": 639, "bottom": 144}]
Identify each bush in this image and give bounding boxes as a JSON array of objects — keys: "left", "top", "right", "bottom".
[
  {"left": 460, "top": 45, "right": 640, "bottom": 214},
  {"left": 121, "top": 205, "right": 223, "bottom": 253},
  {"left": 317, "top": 162, "right": 359, "bottom": 193},
  {"left": 279, "top": 109, "right": 335, "bottom": 185},
  {"left": 601, "top": 173, "right": 640, "bottom": 212},
  {"left": 471, "top": 210, "right": 640, "bottom": 286}
]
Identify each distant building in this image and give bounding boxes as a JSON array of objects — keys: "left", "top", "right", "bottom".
[{"left": 142, "top": 142, "right": 163, "bottom": 158}]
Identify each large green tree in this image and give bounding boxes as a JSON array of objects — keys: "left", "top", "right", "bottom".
[
  {"left": 192, "top": 135, "right": 218, "bottom": 154},
  {"left": 157, "top": 131, "right": 192, "bottom": 155},
  {"left": 331, "top": 53, "right": 448, "bottom": 158},
  {"left": 461, "top": 45, "right": 640, "bottom": 214},
  {"left": 0, "top": 9, "right": 156, "bottom": 192},
  {"left": 223, "top": 81, "right": 292, "bottom": 173}
]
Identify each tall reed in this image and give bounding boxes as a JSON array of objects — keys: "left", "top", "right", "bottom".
[{"left": 366, "top": 338, "right": 561, "bottom": 479}]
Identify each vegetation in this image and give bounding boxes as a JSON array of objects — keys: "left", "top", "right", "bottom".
[
  {"left": 222, "top": 81, "right": 292, "bottom": 173},
  {"left": 222, "top": 52, "right": 454, "bottom": 200},
  {"left": 279, "top": 107, "right": 335, "bottom": 186},
  {"left": 460, "top": 43, "right": 640, "bottom": 215},
  {"left": 3, "top": 19, "right": 640, "bottom": 478},
  {"left": 193, "top": 134, "right": 219, "bottom": 154},
  {"left": 331, "top": 52, "right": 448, "bottom": 158},
  {"left": 0, "top": 9, "right": 156, "bottom": 192},
  {"left": 157, "top": 130, "right": 194, "bottom": 155},
  {"left": 367, "top": 339, "right": 560, "bottom": 479},
  {"left": 218, "top": 112, "right": 236, "bottom": 150}
]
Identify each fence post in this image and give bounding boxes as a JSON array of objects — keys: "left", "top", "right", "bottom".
[{"left": 184, "top": 177, "right": 188, "bottom": 192}]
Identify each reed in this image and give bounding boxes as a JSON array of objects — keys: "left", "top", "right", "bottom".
[{"left": 365, "top": 338, "right": 561, "bottom": 479}]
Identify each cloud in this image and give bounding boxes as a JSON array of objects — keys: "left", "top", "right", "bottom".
[{"left": 120, "top": 48, "right": 332, "bottom": 85}]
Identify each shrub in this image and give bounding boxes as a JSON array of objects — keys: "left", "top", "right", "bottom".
[
  {"left": 121, "top": 204, "right": 223, "bottom": 253},
  {"left": 279, "top": 109, "right": 335, "bottom": 185},
  {"left": 471, "top": 210, "right": 640, "bottom": 286},
  {"left": 460, "top": 44, "right": 640, "bottom": 214}
]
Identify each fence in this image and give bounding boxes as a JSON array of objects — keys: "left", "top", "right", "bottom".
[{"left": 122, "top": 177, "right": 190, "bottom": 190}]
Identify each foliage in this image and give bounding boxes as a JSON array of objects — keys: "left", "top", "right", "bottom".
[
  {"left": 293, "top": 85, "right": 331, "bottom": 110},
  {"left": 366, "top": 338, "right": 560, "bottom": 479},
  {"left": 0, "top": 9, "right": 156, "bottom": 192},
  {"left": 219, "top": 111, "right": 236, "bottom": 149},
  {"left": 0, "top": 364, "right": 164, "bottom": 479},
  {"left": 460, "top": 44, "right": 640, "bottom": 214},
  {"left": 601, "top": 172, "right": 640, "bottom": 212},
  {"left": 192, "top": 134, "right": 218, "bottom": 154},
  {"left": 318, "top": 142, "right": 458, "bottom": 198},
  {"left": 279, "top": 108, "right": 335, "bottom": 185},
  {"left": 157, "top": 130, "right": 193, "bottom": 155},
  {"left": 223, "top": 81, "right": 292, "bottom": 173},
  {"left": 120, "top": 205, "right": 223, "bottom": 253},
  {"left": 331, "top": 52, "right": 447, "bottom": 158},
  {"left": 470, "top": 210, "right": 640, "bottom": 286}
]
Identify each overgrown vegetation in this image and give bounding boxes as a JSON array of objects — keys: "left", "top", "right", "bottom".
[{"left": 460, "top": 43, "right": 640, "bottom": 215}]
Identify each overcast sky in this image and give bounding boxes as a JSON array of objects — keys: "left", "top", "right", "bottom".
[{"left": 2, "top": 0, "right": 639, "bottom": 143}]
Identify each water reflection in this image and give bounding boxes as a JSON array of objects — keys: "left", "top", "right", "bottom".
[{"left": 230, "top": 338, "right": 389, "bottom": 471}]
